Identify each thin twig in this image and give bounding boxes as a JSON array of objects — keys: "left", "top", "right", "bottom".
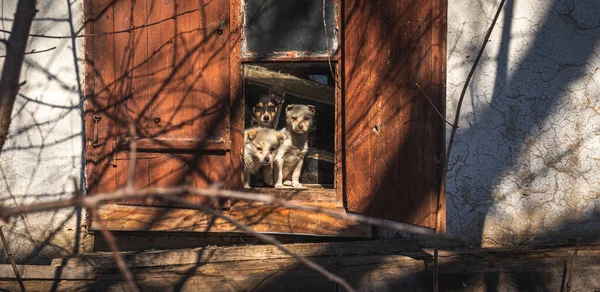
[
  {"left": 0, "top": 46, "right": 55, "bottom": 58},
  {"left": 433, "top": 1, "right": 506, "bottom": 292},
  {"left": 0, "top": 227, "right": 25, "bottom": 292},
  {"left": 0, "top": 186, "right": 463, "bottom": 242},
  {"left": 415, "top": 83, "right": 455, "bottom": 128},
  {"left": 322, "top": 0, "right": 340, "bottom": 88},
  {"left": 163, "top": 196, "right": 356, "bottom": 292},
  {"left": 0, "top": 2, "right": 213, "bottom": 40},
  {"left": 126, "top": 124, "right": 137, "bottom": 191},
  {"left": 565, "top": 237, "right": 581, "bottom": 292},
  {"left": 90, "top": 209, "right": 139, "bottom": 292}
]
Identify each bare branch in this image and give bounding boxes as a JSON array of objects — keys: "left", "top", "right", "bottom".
[
  {"left": 0, "top": 46, "right": 55, "bottom": 58},
  {"left": 127, "top": 124, "right": 137, "bottom": 191},
  {"left": 0, "top": 227, "right": 25, "bottom": 292},
  {"left": 163, "top": 196, "right": 356, "bottom": 292},
  {"left": 415, "top": 83, "right": 455, "bottom": 128},
  {"left": 434, "top": 1, "right": 507, "bottom": 291},
  {"left": 0, "top": 2, "right": 213, "bottom": 40},
  {"left": 0, "top": 186, "right": 463, "bottom": 242}
]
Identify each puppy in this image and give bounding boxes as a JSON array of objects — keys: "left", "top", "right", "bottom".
[
  {"left": 243, "top": 127, "right": 284, "bottom": 188},
  {"left": 274, "top": 104, "right": 316, "bottom": 188},
  {"left": 250, "top": 92, "right": 283, "bottom": 129}
]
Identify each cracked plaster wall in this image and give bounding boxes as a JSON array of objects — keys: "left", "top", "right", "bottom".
[
  {"left": 447, "top": 0, "right": 600, "bottom": 246},
  {"left": 0, "top": 1, "right": 91, "bottom": 264}
]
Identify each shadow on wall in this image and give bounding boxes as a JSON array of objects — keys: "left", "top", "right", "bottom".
[
  {"left": 0, "top": 0, "right": 88, "bottom": 264},
  {"left": 446, "top": 0, "right": 600, "bottom": 246}
]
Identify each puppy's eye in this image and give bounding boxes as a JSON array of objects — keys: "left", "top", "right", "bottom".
[
  {"left": 267, "top": 106, "right": 275, "bottom": 111},
  {"left": 256, "top": 147, "right": 262, "bottom": 151},
  {"left": 292, "top": 117, "right": 297, "bottom": 121},
  {"left": 270, "top": 147, "right": 276, "bottom": 152}
]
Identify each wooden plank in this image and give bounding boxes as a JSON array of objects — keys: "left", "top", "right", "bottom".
[
  {"left": 91, "top": 203, "right": 371, "bottom": 237},
  {"left": 343, "top": 0, "right": 445, "bottom": 227},
  {"left": 84, "top": 0, "right": 117, "bottom": 195},
  {"left": 0, "top": 265, "right": 96, "bottom": 280},
  {"left": 117, "top": 137, "right": 232, "bottom": 151},
  {"left": 11, "top": 244, "right": 600, "bottom": 291},
  {"left": 128, "top": 0, "right": 151, "bottom": 137},
  {"left": 244, "top": 65, "right": 335, "bottom": 105},
  {"left": 243, "top": 187, "right": 338, "bottom": 203},
  {"left": 433, "top": 0, "right": 448, "bottom": 232},
  {"left": 51, "top": 240, "right": 419, "bottom": 269},
  {"left": 113, "top": 0, "right": 133, "bottom": 139},
  {"left": 230, "top": 0, "right": 244, "bottom": 190},
  {"left": 343, "top": 0, "right": 373, "bottom": 217}
]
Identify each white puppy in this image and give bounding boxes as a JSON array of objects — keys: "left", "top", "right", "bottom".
[
  {"left": 243, "top": 127, "right": 283, "bottom": 188},
  {"left": 274, "top": 104, "right": 316, "bottom": 188}
]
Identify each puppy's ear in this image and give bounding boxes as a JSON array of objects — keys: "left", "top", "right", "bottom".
[
  {"left": 276, "top": 132, "right": 284, "bottom": 144},
  {"left": 246, "top": 128, "right": 259, "bottom": 140},
  {"left": 271, "top": 93, "right": 284, "bottom": 106},
  {"left": 307, "top": 105, "right": 316, "bottom": 114},
  {"left": 286, "top": 104, "right": 295, "bottom": 112}
]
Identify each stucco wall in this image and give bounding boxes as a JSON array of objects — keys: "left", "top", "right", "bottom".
[
  {"left": 447, "top": 0, "right": 600, "bottom": 246},
  {"left": 0, "top": 0, "right": 91, "bottom": 263}
]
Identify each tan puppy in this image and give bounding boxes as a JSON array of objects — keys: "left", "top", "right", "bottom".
[
  {"left": 274, "top": 104, "right": 316, "bottom": 188},
  {"left": 243, "top": 127, "right": 284, "bottom": 188}
]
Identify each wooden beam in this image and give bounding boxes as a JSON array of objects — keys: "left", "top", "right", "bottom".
[
  {"left": 7, "top": 243, "right": 600, "bottom": 291},
  {"left": 91, "top": 203, "right": 371, "bottom": 237},
  {"left": 51, "top": 240, "right": 420, "bottom": 269},
  {"left": 244, "top": 65, "right": 335, "bottom": 105}
]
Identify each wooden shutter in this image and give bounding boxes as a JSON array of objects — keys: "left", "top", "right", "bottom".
[
  {"left": 85, "top": 0, "right": 235, "bottom": 204},
  {"left": 342, "top": 0, "right": 446, "bottom": 228}
]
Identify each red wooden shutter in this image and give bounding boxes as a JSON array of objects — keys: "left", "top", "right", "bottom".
[
  {"left": 85, "top": 0, "right": 234, "bottom": 205},
  {"left": 343, "top": 0, "right": 446, "bottom": 228}
]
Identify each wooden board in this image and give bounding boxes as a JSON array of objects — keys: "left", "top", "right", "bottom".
[
  {"left": 51, "top": 240, "right": 420, "bottom": 269},
  {"left": 4, "top": 243, "right": 600, "bottom": 291},
  {"left": 244, "top": 64, "right": 335, "bottom": 105},
  {"left": 91, "top": 203, "right": 371, "bottom": 237},
  {"left": 84, "top": 0, "right": 233, "bottom": 208},
  {"left": 342, "top": 0, "right": 446, "bottom": 228}
]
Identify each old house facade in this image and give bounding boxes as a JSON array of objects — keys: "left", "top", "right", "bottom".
[{"left": 0, "top": 0, "right": 598, "bottom": 289}]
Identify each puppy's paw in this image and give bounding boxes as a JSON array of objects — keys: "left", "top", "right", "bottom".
[
  {"left": 292, "top": 182, "right": 303, "bottom": 189},
  {"left": 283, "top": 180, "right": 293, "bottom": 186},
  {"left": 243, "top": 183, "right": 251, "bottom": 189},
  {"left": 274, "top": 182, "right": 285, "bottom": 188}
]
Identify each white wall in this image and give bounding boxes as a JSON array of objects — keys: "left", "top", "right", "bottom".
[
  {"left": 0, "top": 0, "right": 90, "bottom": 263},
  {"left": 447, "top": 0, "right": 600, "bottom": 246}
]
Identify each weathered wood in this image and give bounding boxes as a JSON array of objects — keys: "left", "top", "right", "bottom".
[
  {"left": 0, "top": 265, "right": 96, "bottom": 280},
  {"left": 343, "top": 0, "right": 445, "bottom": 228},
  {"left": 4, "top": 244, "right": 600, "bottom": 291},
  {"left": 51, "top": 240, "right": 419, "bottom": 269},
  {"left": 243, "top": 186, "right": 338, "bottom": 203},
  {"left": 117, "top": 137, "right": 232, "bottom": 151},
  {"left": 244, "top": 65, "right": 335, "bottom": 105},
  {"left": 91, "top": 203, "right": 371, "bottom": 237}
]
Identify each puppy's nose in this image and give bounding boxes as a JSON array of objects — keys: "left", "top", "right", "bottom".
[
  {"left": 298, "top": 124, "right": 304, "bottom": 130},
  {"left": 263, "top": 115, "right": 270, "bottom": 121},
  {"left": 264, "top": 156, "right": 270, "bottom": 163}
]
